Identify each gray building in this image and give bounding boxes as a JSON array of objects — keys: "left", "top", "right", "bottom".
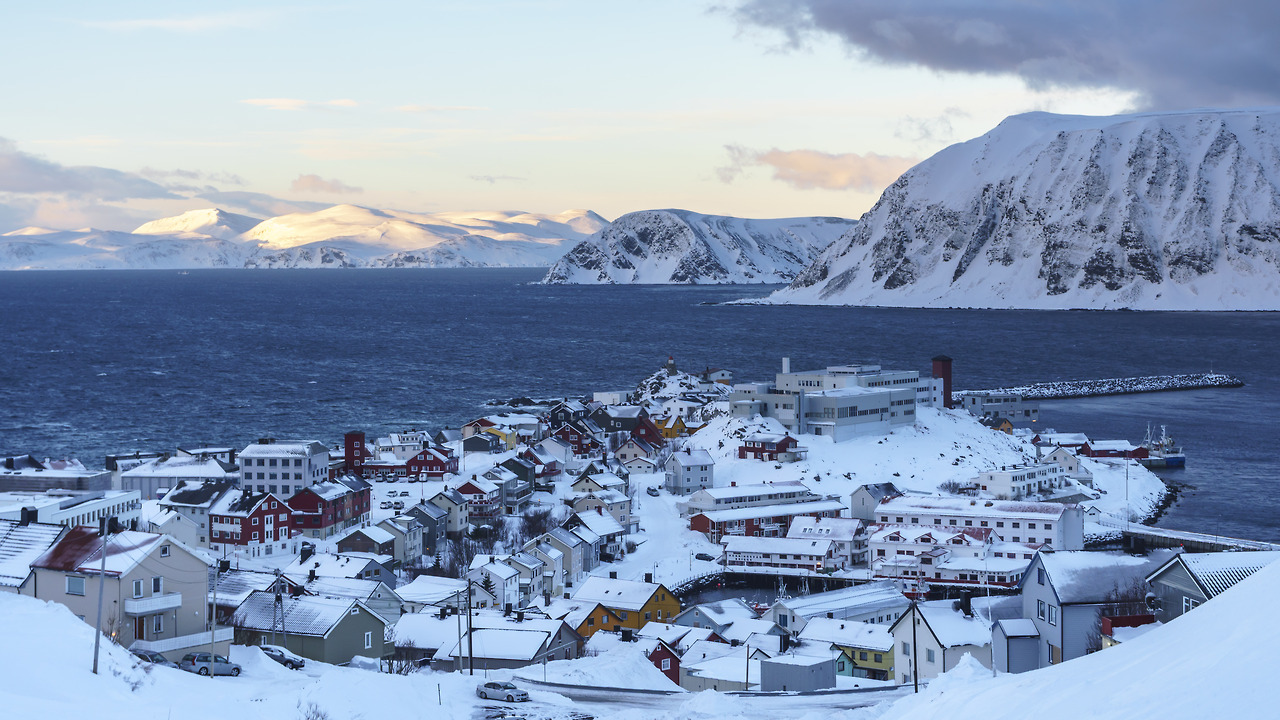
[
  {"left": 231, "top": 590, "right": 390, "bottom": 665},
  {"left": 664, "top": 449, "right": 715, "bottom": 495},
  {"left": 120, "top": 454, "right": 238, "bottom": 500},
  {"left": 405, "top": 500, "right": 449, "bottom": 556},
  {"left": 759, "top": 653, "right": 837, "bottom": 692},
  {"left": 992, "top": 619, "right": 1040, "bottom": 674},
  {"left": 956, "top": 391, "right": 1040, "bottom": 423},
  {"left": 1, "top": 455, "right": 111, "bottom": 492},
  {"left": 849, "top": 482, "right": 901, "bottom": 523},
  {"left": 1145, "top": 550, "right": 1280, "bottom": 624}
]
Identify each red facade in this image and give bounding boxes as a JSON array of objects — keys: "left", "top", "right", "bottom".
[
  {"left": 737, "top": 435, "right": 799, "bottom": 461},
  {"left": 405, "top": 446, "right": 459, "bottom": 478},
  {"left": 1079, "top": 443, "right": 1149, "bottom": 459},
  {"left": 689, "top": 505, "right": 841, "bottom": 542},
  {"left": 631, "top": 417, "right": 665, "bottom": 448},
  {"left": 287, "top": 481, "right": 370, "bottom": 535},
  {"left": 647, "top": 640, "right": 681, "bottom": 685},
  {"left": 553, "top": 423, "right": 596, "bottom": 456},
  {"left": 212, "top": 493, "right": 292, "bottom": 547}
]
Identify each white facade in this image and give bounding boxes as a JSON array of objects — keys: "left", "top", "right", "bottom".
[
  {"left": 238, "top": 439, "right": 329, "bottom": 499},
  {"left": 0, "top": 489, "right": 141, "bottom": 529},
  {"left": 873, "top": 496, "right": 1084, "bottom": 551},
  {"left": 664, "top": 450, "right": 715, "bottom": 495},
  {"left": 786, "top": 516, "right": 865, "bottom": 567},
  {"left": 684, "top": 481, "right": 818, "bottom": 515},
  {"left": 977, "top": 463, "right": 1069, "bottom": 500},
  {"left": 722, "top": 535, "right": 834, "bottom": 575}
]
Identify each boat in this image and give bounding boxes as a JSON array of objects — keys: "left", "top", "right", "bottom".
[{"left": 1137, "top": 424, "right": 1186, "bottom": 468}]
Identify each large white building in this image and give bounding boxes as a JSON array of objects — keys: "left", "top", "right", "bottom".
[
  {"left": 729, "top": 359, "right": 944, "bottom": 442},
  {"left": 238, "top": 439, "right": 329, "bottom": 498},
  {"left": 871, "top": 496, "right": 1084, "bottom": 551},
  {"left": 120, "top": 453, "right": 239, "bottom": 500},
  {"left": 683, "top": 481, "right": 820, "bottom": 516},
  {"left": 977, "top": 463, "right": 1070, "bottom": 500},
  {"left": 0, "top": 489, "right": 141, "bottom": 529}
]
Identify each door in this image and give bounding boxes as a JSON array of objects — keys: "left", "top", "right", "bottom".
[{"left": 135, "top": 618, "right": 145, "bottom": 641}]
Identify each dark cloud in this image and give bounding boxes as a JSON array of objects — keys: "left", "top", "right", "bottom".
[
  {"left": 195, "top": 190, "right": 332, "bottom": 217},
  {"left": 0, "top": 138, "right": 178, "bottom": 200},
  {"left": 733, "top": 1, "right": 1280, "bottom": 109},
  {"left": 718, "top": 144, "right": 916, "bottom": 191}
]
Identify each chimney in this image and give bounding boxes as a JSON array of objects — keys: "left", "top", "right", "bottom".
[
  {"left": 609, "top": 571, "right": 618, "bottom": 579},
  {"left": 300, "top": 544, "right": 314, "bottom": 563},
  {"left": 597, "top": 506, "right": 603, "bottom": 515},
  {"left": 931, "top": 355, "right": 954, "bottom": 409},
  {"left": 19, "top": 506, "right": 36, "bottom": 526},
  {"left": 309, "top": 569, "right": 316, "bottom": 582},
  {"left": 517, "top": 611, "right": 525, "bottom": 622},
  {"left": 644, "top": 573, "right": 653, "bottom": 584},
  {"left": 782, "top": 357, "right": 790, "bottom": 374}
]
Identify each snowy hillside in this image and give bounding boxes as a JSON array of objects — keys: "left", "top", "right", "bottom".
[
  {"left": 0, "top": 206, "right": 610, "bottom": 270},
  {"left": 541, "top": 209, "right": 856, "bottom": 284},
  {"left": 245, "top": 205, "right": 608, "bottom": 265},
  {"left": 767, "top": 107, "right": 1280, "bottom": 310},
  {"left": 133, "top": 208, "right": 263, "bottom": 239}
]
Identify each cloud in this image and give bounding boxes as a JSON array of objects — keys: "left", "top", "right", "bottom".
[
  {"left": 83, "top": 11, "right": 275, "bottom": 32},
  {"left": 470, "top": 175, "right": 526, "bottom": 185},
  {"left": 732, "top": 1, "right": 1280, "bottom": 109},
  {"left": 0, "top": 138, "right": 178, "bottom": 201},
  {"left": 394, "top": 104, "right": 487, "bottom": 113},
  {"left": 718, "top": 144, "right": 916, "bottom": 191},
  {"left": 290, "top": 174, "right": 363, "bottom": 194},
  {"left": 138, "top": 167, "right": 246, "bottom": 186},
  {"left": 195, "top": 190, "right": 332, "bottom": 218},
  {"left": 894, "top": 107, "right": 970, "bottom": 146},
  {"left": 240, "top": 98, "right": 359, "bottom": 111}
]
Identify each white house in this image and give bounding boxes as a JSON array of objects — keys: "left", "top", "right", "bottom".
[
  {"left": 889, "top": 600, "right": 992, "bottom": 685},
  {"left": 977, "top": 463, "right": 1070, "bottom": 500},
  {"left": 768, "top": 580, "right": 909, "bottom": 634},
  {"left": 786, "top": 516, "right": 866, "bottom": 567},
  {"left": 664, "top": 449, "right": 715, "bottom": 496},
  {"left": 872, "top": 496, "right": 1084, "bottom": 550},
  {"left": 238, "top": 439, "right": 329, "bottom": 498}
]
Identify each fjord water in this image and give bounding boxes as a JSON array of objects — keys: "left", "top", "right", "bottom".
[{"left": 1, "top": 269, "right": 1276, "bottom": 541}]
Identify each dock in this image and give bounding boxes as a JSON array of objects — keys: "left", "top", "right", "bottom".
[
  {"left": 1097, "top": 518, "right": 1280, "bottom": 553},
  {"left": 965, "top": 372, "right": 1243, "bottom": 401}
]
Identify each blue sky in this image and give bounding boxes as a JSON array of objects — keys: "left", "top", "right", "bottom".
[{"left": 5, "top": 1, "right": 1267, "bottom": 230}]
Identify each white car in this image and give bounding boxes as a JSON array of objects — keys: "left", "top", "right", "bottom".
[{"left": 476, "top": 681, "right": 529, "bottom": 702}]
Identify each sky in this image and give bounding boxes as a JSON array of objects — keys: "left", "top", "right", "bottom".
[{"left": 1, "top": 1, "right": 1276, "bottom": 232}]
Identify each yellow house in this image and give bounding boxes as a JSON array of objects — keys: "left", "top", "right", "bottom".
[
  {"left": 798, "top": 617, "right": 895, "bottom": 681},
  {"left": 481, "top": 426, "right": 519, "bottom": 450},
  {"left": 657, "top": 415, "right": 687, "bottom": 440},
  {"left": 570, "top": 576, "right": 681, "bottom": 636}
]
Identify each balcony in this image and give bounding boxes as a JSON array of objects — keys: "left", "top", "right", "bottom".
[
  {"left": 129, "top": 627, "right": 233, "bottom": 655},
  {"left": 124, "top": 592, "right": 183, "bottom": 616}
]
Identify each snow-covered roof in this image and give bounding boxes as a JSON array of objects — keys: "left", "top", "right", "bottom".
[
  {"left": 773, "top": 580, "right": 908, "bottom": 619},
  {"left": 716, "top": 617, "right": 783, "bottom": 643},
  {"left": 446, "top": 628, "right": 549, "bottom": 661},
  {"left": 574, "top": 510, "right": 624, "bottom": 538},
  {"left": 743, "top": 432, "right": 790, "bottom": 443},
  {"left": 298, "top": 479, "right": 356, "bottom": 501},
  {"left": 668, "top": 449, "right": 715, "bottom": 467},
  {"left": 787, "top": 516, "right": 864, "bottom": 542},
  {"left": 571, "top": 524, "right": 601, "bottom": 545},
  {"left": 396, "top": 575, "right": 467, "bottom": 605},
  {"left": 302, "top": 576, "right": 394, "bottom": 604},
  {"left": 548, "top": 527, "right": 584, "bottom": 548},
  {"left": 231, "top": 590, "right": 370, "bottom": 636},
  {"left": 996, "top": 618, "right": 1040, "bottom": 638},
  {"left": 877, "top": 495, "right": 1070, "bottom": 520},
  {"left": 1151, "top": 551, "right": 1280, "bottom": 598},
  {"left": 339, "top": 524, "right": 395, "bottom": 545},
  {"left": 573, "top": 576, "right": 661, "bottom": 612},
  {"left": 33, "top": 527, "right": 207, "bottom": 576},
  {"left": 474, "top": 561, "right": 519, "bottom": 581},
  {"left": 212, "top": 570, "right": 282, "bottom": 607},
  {"left": 239, "top": 441, "right": 328, "bottom": 459},
  {"left": 120, "top": 455, "right": 236, "bottom": 479},
  {"left": 723, "top": 535, "right": 833, "bottom": 556},
  {"left": 393, "top": 612, "right": 462, "bottom": 651},
  {"left": 799, "top": 617, "right": 894, "bottom": 651},
  {"left": 1033, "top": 432, "right": 1090, "bottom": 445},
  {"left": 677, "top": 597, "right": 758, "bottom": 626},
  {"left": 458, "top": 476, "right": 499, "bottom": 494},
  {"left": 283, "top": 552, "right": 388, "bottom": 579},
  {"left": 1037, "top": 550, "right": 1174, "bottom": 604},
  {"left": 0, "top": 520, "right": 63, "bottom": 588},
  {"left": 1086, "top": 440, "right": 1138, "bottom": 451},
  {"left": 209, "top": 488, "right": 273, "bottom": 517},
  {"left": 697, "top": 498, "right": 846, "bottom": 523},
  {"left": 158, "top": 479, "right": 236, "bottom": 509},
  {"left": 697, "top": 481, "right": 809, "bottom": 501},
  {"left": 910, "top": 600, "right": 992, "bottom": 648}
]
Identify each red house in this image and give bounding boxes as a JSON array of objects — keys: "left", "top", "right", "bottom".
[
  {"left": 343, "top": 431, "right": 457, "bottom": 480},
  {"left": 631, "top": 416, "right": 666, "bottom": 448},
  {"left": 689, "top": 498, "right": 844, "bottom": 543},
  {"left": 405, "top": 445, "right": 459, "bottom": 479},
  {"left": 737, "top": 433, "right": 804, "bottom": 462},
  {"left": 455, "top": 476, "right": 501, "bottom": 519},
  {"left": 553, "top": 422, "right": 599, "bottom": 457},
  {"left": 209, "top": 489, "right": 297, "bottom": 558},
  {"left": 287, "top": 476, "right": 371, "bottom": 539},
  {"left": 646, "top": 638, "right": 681, "bottom": 685},
  {"left": 1078, "top": 441, "right": 1149, "bottom": 460}
]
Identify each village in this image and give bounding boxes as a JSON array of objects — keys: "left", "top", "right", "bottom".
[{"left": 1, "top": 354, "right": 1275, "bottom": 707}]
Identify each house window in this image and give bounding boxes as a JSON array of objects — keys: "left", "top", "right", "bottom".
[
  {"left": 1037, "top": 600, "right": 1046, "bottom": 620},
  {"left": 1037, "top": 568, "right": 1045, "bottom": 585},
  {"left": 160, "top": 545, "right": 170, "bottom": 557},
  {"left": 874, "top": 653, "right": 882, "bottom": 663},
  {"left": 926, "top": 648, "right": 935, "bottom": 663},
  {"left": 661, "top": 658, "right": 671, "bottom": 671},
  {"left": 1048, "top": 605, "right": 1058, "bottom": 626},
  {"left": 587, "top": 617, "right": 595, "bottom": 627},
  {"left": 153, "top": 614, "right": 163, "bottom": 633},
  {"left": 153, "top": 577, "right": 163, "bottom": 594},
  {"left": 901, "top": 641, "right": 910, "bottom": 656},
  {"left": 364, "top": 631, "right": 373, "bottom": 649},
  {"left": 1183, "top": 596, "right": 1200, "bottom": 612}
]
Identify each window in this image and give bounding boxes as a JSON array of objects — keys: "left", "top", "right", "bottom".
[
  {"left": 874, "top": 653, "right": 883, "bottom": 663},
  {"left": 1044, "top": 523, "right": 1053, "bottom": 530},
  {"left": 926, "top": 648, "right": 935, "bottom": 663},
  {"left": 1028, "top": 523, "right": 1036, "bottom": 529},
  {"left": 153, "top": 614, "right": 163, "bottom": 633},
  {"left": 1037, "top": 599, "right": 1046, "bottom": 620},
  {"left": 1183, "top": 596, "right": 1200, "bottom": 612},
  {"left": 587, "top": 616, "right": 595, "bottom": 627},
  {"left": 252, "top": 517, "right": 259, "bottom": 526},
  {"left": 1048, "top": 605, "right": 1058, "bottom": 626},
  {"left": 160, "top": 545, "right": 170, "bottom": 557},
  {"left": 1037, "top": 568, "right": 1045, "bottom": 585},
  {"left": 901, "top": 641, "right": 910, "bottom": 656},
  {"left": 661, "top": 658, "right": 671, "bottom": 671},
  {"left": 132, "top": 580, "right": 144, "bottom": 598},
  {"left": 152, "top": 577, "right": 163, "bottom": 594},
  {"left": 364, "top": 631, "right": 373, "bottom": 649},
  {"left": 859, "top": 651, "right": 868, "bottom": 661}
]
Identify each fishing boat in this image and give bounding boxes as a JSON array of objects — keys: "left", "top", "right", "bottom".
[{"left": 1137, "top": 424, "right": 1186, "bottom": 468}]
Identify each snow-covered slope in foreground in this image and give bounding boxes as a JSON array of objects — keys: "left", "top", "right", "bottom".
[
  {"left": 870, "top": 557, "right": 1280, "bottom": 720},
  {"left": 768, "top": 107, "right": 1280, "bottom": 309},
  {"left": 541, "top": 209, "right": 856, "bottom": 284}
]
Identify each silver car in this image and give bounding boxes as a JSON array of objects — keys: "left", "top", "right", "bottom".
[
  {"left": 259, "top": 644, "right": 306, "bottom": 670},
  {"left": 178, "top": 652, "right": 241, "bottom": 676},
  {"left": 476, "top": 681, "right": 529, "bottom": 702},
  {"left": 132, "top": 650, "right": 178, "bottom": 669}
]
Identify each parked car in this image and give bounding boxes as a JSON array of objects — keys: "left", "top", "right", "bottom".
[
  {"left": 392, "top": 501, "right": 405, "bottom": 510},
  {"left": 259, "top": 644, "right": 306, "bottom": 670},
  {"left": 645, "top": 487, "right": 660, "bottom": 497},
  {"left": 178, "top": 652, "right": 241, "bottom": 676},
  {"left": 694, "top": 552, "right": 716, "bottom": 562},
  {"left": 132, "top": 650, "right": 178, "bottom": 669},
  {"left": 380, "top": 501, "right": 392, "bottom": 509},
  {"left": 399, "top": 491, "right": 410, "bottom": 497},
  {"left": 476, "top": 681, "right": 529, "bottom": 702}
]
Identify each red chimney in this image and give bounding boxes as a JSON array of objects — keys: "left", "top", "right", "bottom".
[{"left": 931, "top": 355, "right": 954, "bottom": 409}]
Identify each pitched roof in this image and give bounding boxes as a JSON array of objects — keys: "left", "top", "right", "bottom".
[
  {"left": 211, "top": 569, "right": 284, "bottom": 607},
  {"left": 1150, "top": 551, "right": 1280, "bottom": 598},
  {"left": 696, "top": 499, "right": 846, "bottom": 523},
  {"left": 283, "top": 552, "right": 388, "bottom": 579},
  {"left": 903, "top": 600, "right": 992, "bottom": 648},
  {"left": 723, "top": 535, "right": 833, "bottom": 555},
  {"left": 668, "top": 449, "right": 715, "bottom": 467},
  {"left": 447, "top": 627, "right": 550, "bottom": 661},
  {"left": 573, "top": 575, "right": 662, "bottom": 612},
  {"left": 1037, "top": 550, "right": 1174, "bottom": 604},
  {"left": 238, "top": 440, "right": 328, "bottom": 459},
  {"left": 396, "top": 575, "right": 468, "bottom": 605},
  {"left": 231, "top": 590, "right": 375, "bottom": 636},
  {"left": 773, "top": 580, "right": 907, "bottom": 618},
  {"left": 0, "top": 519, "right": 64, "bottom": 588},
  {"left": 33, "top": 527, "right": 202, "bottom": 576},
  {"left": 573, "top": 510, "right": 624, "bottom": 538},
  {"left": 158, "top": 479, "right": 236, "bottom": 509},
  {"left": 338, "top": 525, "right": 395, "bottom": 545},
  {"left": 798, "top": 617, "right": 894, "bottom": 651},
  {"left": 121, "top": 455, "right": 236, "bottom": 479}
]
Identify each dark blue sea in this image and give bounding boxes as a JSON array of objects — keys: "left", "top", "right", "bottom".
[{"left": 2, "top": 269, "right": 1276, "bottom": 541}]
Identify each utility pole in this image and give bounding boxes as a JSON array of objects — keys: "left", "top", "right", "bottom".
[
  {"left": 466, "top": 580, "right": 475, "bottom": 675},
  {"left": 92, "top": 515, "right": 113, "bottom": 675},
  {"left": 454, "top": 592, "right": 463, "bottom": 674},
  {"left": 209, "top": 559, "right": 219, "bottom": 679},
  {"left": 910, "top": 600, "right": 919, "bottom": 694}
]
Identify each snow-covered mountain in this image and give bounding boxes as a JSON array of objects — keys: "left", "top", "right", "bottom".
[
  {"left": 0, "top": 206, "right": 609, "bottom": 270},
  {"left": 767, "top": 107, "right": 1280, "bottom": 310},
  {"left": 133, "top": 208, "right": 263, "bottom": 239},
  {"left": 540, "top": 209, "right": 856, "bottom": 284}
]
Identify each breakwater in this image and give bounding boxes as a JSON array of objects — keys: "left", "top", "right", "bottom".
[{"left": 964, "top": 372, "right": 1243, "bottom": 400}]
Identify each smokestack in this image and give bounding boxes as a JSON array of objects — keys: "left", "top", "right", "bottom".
[
  {"left": 782, "top": 357, "right": 790, "bottom": 374},
  {"left": 932, "top": 355, "right": 954, "bottom": 409},
  {"left": 300, "top": 544, "right": 314, "bottom": 563},
  {"left": 644, "top": 573, "right": 653, "bottom": 584}
]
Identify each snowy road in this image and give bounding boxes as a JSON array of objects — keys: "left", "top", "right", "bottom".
[{"left": 491, "top": 684, "right": 911, "bottom": 719}]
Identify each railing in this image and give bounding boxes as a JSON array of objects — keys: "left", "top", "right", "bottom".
[
  {"left": 129, "top": 627, "right": 233, "bottom": 654},
  {"left": 124, "top": 593, "right": 183, "bottom": 616}
]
